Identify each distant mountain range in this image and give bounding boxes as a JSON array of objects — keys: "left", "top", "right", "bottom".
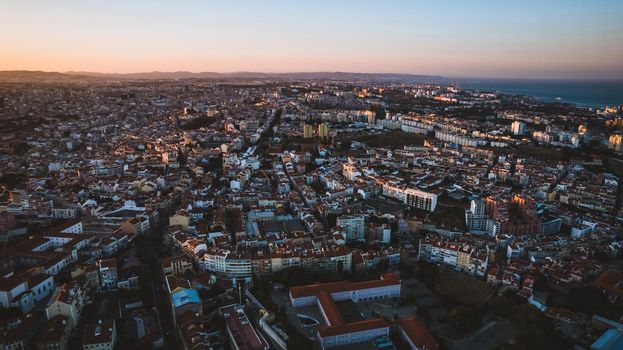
[{"left": 0, "top": 70, "right": 446, "bottom": 83}]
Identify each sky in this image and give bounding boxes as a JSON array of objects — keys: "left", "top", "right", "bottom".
[{"left": 0, "top": 0, "right": 622, "bottom": 79}]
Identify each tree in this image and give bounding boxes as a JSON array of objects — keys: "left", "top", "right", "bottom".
[
  {"left": 378, "top": 259, "right": 390, "bottom": 272},
  {"left": 564, "top": 286, "right": 608, "bottom": 315},
  {"left": 183, "top": 269, "right": 195, "bottom": 282},
  {"left": 532, "top": 271, "right": 549, "bottom": 291},
  {"left": 450, "top": 306, "right": 481, "bottom": 333},
  {"left": 337, "top": 260, "right": 345, "bottom": 274},
  {"left": 13, "top": 141, "right": 29, "bottom": 155},
  {"left": 488, "top": 294, "right": 571, "bottom": 349},
  {"left": 416, "top": 262, "right": 440, "bottom": 290}
]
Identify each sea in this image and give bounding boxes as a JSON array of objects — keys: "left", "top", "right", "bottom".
[{"left": 455, "top": 78, "right": 623, "bottom": 108}]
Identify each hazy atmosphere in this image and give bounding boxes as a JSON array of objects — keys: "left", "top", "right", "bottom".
[
  {"left": 1, "top": 0, "right": 622, "bottom": 79},
  {"left": 2, "top": 2, "right": 623, "bottom": 350}
]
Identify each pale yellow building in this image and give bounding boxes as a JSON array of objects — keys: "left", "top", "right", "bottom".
[
  {"left": 318, "top": 123, "right": 329, "bottom": 139},
  {"left": 46, "top": 281, "right": 85, "bottom": 328},
  {"left": 169, "top": 211, "right": 190, "bottom": 230},
  {"left": 303, "top": 124, "right": 313, "bottom": 138}
]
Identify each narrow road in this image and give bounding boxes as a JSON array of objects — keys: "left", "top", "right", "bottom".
[{"left": 147, "top": 214, "right": 178, "bottom": 349}]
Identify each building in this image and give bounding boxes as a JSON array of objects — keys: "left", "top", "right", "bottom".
[
  {"left": 404, "top": 188, "right": 437, "bottom": 212},
  {"left": 289, "top": 273, "right": 401, "bottom": 306},
  {"left": 199, "top": 250, "right": 252, "bottom": 278},
  {"left": 465, "top": 198, "right": 486, "bottom": 234},
  {"left": 377, "top": 224, "right": 391, "bottom": 244},
  {"left": 342, "top": 163, "right": 362, "bottom": 181},
  {"left": 166, "top": 275, "right": 202, "bottom": 322},
  {"left": 46, "top": 280, "right": 85, "bottom": 328},
  {"left": 177, "top": 310, "right": 216, "bottom": 349},
  {"left": 317, "top": 319, "right": 390, "bottom": 349},
  {"left": 608, "top": 133, "right": 623, "bottom": 154},
  {"left": 83, "top": 320, "right": 116, "bottom": 350},
  {"left": 397, "top": 317, "right": 439, "bottom": 350},
  {"left": 539, "top": 216, "right": 562, "bottom": 235},
  {"left": 196, "top": 245, "right": 354, "bottom": 279},
  {"left": 0, "top": 210, "right": 17, "bottom": 234},
  {"left": 0, "top": 277, "right": 36, "bottom": 313},
  {"left": 162, "top": 254, "right": 193, "bottom": 277},
  {"left": 304, "top": 124, "right": 313, "bottom": 138},
  {"left": 590, "top": 270, "right": 623, "bottom": 302},
  {"left": 485, "top": 219, "right": 500, "bottom": 237},
  {"left": 352, "top": 248, "right": 402, "bottom": 271},
  {"left": 124, "top": 308, "right": 163, "bottom": 349},
  {"left": 289, "top": 274, "right": 400, "bottom": 348},
  {"left": 506, "top": 244, "right": 524, "bottom": 260},
  {"left": 169, "top": 211, "right": 190, "bottom": 230},
  {"left": 220, "top": 304, "right": 269, "bottom": 350},
  {"left": 97, "top": 259, "right": 118, "bottom": 289},
  {"left": 0, "top": 313, "right": 41, "bottom": 350},
  {"left": 0, "top": 273, "right": 54, "bottom": 313},
  {"left": 484, "top": 195, "right": 540, "bottom": 236},
  {"left": 36, "top": 315, "right": 70, "bottom": 350},
  {"left": 592, "top": 328, "right": 623, "bottom": 350},
  {"left": 336, "top": 216, "right": 365, "bottom": 241},
  {"left": 120, "top": 217, "right": 151, "bottom": 236},
  {"left": 418, "top": 235, "right": 489, "bottom": 277},
  {"left": 318, "top": 123, "right": 329, "bottom": 139},
  {"left": 511, "top": 121, "right": 526, "bottom": 136},
  {"left": 571, "top": 223, "right": 595, "bottom": 239}
]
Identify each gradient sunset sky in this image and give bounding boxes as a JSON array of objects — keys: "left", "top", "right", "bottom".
[{"left": 1, "top": 0, "right": 622, "bottom": 79}]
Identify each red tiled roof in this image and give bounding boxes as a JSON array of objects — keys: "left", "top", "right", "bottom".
[
  {"left": 289, "top": 274, "right": 400, "bottom": 299},
  {"left": 590, "top": 270, "right": 623, "bottom": 297},
  {"left": 36, "top": 315, "right": 69, "bottom": 344},
  {"left": 221, "top": 305, "right": 267, "bottom": 350},
  {"left": 398, "top": 317, "right": 438, "bottom": 350},
  {"left": 28, "top": 273, "right": 52, "bottom": 287},
  {"left": 0, "top": 277, "right": 27, "bottom": 292},
  {"left": 83, "top": 320, "right": 115, "bottom": 345},
  {"left": 317, "top": 290, "right": 344, "bottom": 326},
  {"left": 317, "top": 318, "right": 389, "bottom": 337},
  {"left": 99, "top": 259, "right": 117, "bottom": 268},
  {"left": 162, "top": 253, "right": 190, "bottom": 267}
]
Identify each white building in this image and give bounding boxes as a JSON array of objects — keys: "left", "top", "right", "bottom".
[
  {"left": 377, "top": 225, "right": 391, "bottom": 244},
  {"left": 381, "top": 183, "right": 438, "bottom": 212},
  {"left": 342, "top": 163, "right": 362, "bottom": 181},
  {"left": 336, "top": 216, "right": 365, "bottom": 241},
  {"left": 571, "top": 221, "right": 597, "bottom": 239},
  {"left": 465, "top": 199, "right": 486, "bottom": 234},
  {"left": 289, "top": 274, "right": 400, "bottom": 349},
  {"left": 418, "top": 236, "right": 489, "bottom": 277},
  {"left": 289, "top": 273, "right": 401, "bottom": 307},
  {"left": 511, "top": 121, "right": 526, "bottom": 136},
  {"left": 405, "top": 188, "right": 438, "bottom": 212},
  {"left": 318, "top": 320, "right": 390, "bottom": 348},
  {"left": 0, "top": 278, "right": 36, "bottom": 313},
  {"left": 83, "top": 319, "right": 116, "bottom": 350}
]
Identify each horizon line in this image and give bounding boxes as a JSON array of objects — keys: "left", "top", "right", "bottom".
[{"left": 1, "top": 69, "right": 622, "bottom": 82}]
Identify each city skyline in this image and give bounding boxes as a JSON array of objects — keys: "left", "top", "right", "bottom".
[
  {"left": 1, "top": 0, "right": 622, "bottom": 79},
  {"left": 2, "top": 2, "right": 623, "bottom": 348}
]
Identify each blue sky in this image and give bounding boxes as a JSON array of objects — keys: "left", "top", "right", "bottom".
[{"left": 0, "top": 0, "right": 621, "bottom": 78}]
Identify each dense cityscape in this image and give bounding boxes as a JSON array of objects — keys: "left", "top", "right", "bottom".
[
  {"left": 0, "top": 72, "right": 622, "bottom": 350},
  {"left": 3, "top": 0, "right": 623, "bottom": 349}
]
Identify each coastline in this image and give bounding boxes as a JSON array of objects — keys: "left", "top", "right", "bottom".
[{"left": 455, "top": 78, "right": 623, "bottom": 108}]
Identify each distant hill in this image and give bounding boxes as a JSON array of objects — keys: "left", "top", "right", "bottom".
[
  {"left": 0, "top": 70, "right": 96, "bottom": 82},
  {"left": 65, "top": 70, "right": 223, "bottom": 80},
  {"left": 0, "top": 70, "right": 446, "bottom": 83},
  {"left": 67, "top": 70, "right": 445, "bottom": 82}
]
